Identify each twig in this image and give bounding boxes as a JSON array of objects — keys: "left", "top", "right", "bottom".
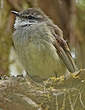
[
  {"left": 61, "top": 93, "right": 66, "bottom": 110},
  {"left": 79, "top": 92, "right": 85, "bottom": 108},
  {"left": 55, "top": 95, "right": 58, "bottom": 110},
  {"left": 68, "top": 93, "right": 74, "bottom": 110}
]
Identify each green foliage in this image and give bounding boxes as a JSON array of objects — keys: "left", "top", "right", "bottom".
[
  {"left": 77, "top": 0, "right": 85, "bottom": 9},
  {"left": 76, "top": 0, "right": 85, "bottom": 36}
]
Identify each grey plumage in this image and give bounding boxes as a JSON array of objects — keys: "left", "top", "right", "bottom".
[{"left": 12, "top": 8, "right": 77, "bottom": 81}]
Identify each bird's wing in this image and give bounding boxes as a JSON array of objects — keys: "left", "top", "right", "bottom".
[{"left": 48, "top": 23, "right": 77, "bottom": 73}]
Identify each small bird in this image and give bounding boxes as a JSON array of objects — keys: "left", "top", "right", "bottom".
[{"left": 12, "top": 8, "right": 77, "bottom": 82}]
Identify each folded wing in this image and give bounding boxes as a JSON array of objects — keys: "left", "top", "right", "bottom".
[{"left": 48, "top": 23, "right": 77, "bottom": 73}]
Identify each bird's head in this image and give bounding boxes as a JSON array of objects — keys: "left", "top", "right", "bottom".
[{"left": 11, "top": 8, "right": 47, "bottom": 29}]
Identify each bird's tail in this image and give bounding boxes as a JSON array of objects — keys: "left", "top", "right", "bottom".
[{"left": 54, "top": 41, "right": 77, "bottom": 73}]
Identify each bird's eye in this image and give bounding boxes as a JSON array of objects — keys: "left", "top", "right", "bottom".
[{"left": 28, "top": 15, "right": 35, "bottom": 19}]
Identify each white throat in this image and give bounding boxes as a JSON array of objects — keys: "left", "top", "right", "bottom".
[{"left": 14, "top": 17, "right": 38, "bottom": 29}]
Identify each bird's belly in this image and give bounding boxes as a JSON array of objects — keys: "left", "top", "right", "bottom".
[{"left": 17, "top": 40, "right": 65, "bottom": 80}]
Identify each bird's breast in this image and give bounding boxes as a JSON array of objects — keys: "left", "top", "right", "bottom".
[{"left": 13, "top": 25, "right": 66, "bottom": 80}]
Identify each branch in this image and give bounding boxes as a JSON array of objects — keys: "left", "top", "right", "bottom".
[{"left": 0, "top": 69, "right": 85, "bottom": 110}]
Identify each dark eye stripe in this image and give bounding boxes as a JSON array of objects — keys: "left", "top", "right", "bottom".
[
  {"left": 28, "top": 15, "right": 36, "bottom": 19},
  {"left": 21, "top": 15, "right": 41, "bottom": 20}
]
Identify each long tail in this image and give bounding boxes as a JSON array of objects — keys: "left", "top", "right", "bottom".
[{"left": 54, "top": 41, "right": 77, "bottom": 73}]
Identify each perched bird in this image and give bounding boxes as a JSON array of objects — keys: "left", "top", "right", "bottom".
[{"left": 12, "top": 8, "right": 77, "bottom": 82}]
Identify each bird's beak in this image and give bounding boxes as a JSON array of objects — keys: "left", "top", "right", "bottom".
[{"left": 11, "top": 11, "right": 20, "bottom": 16}]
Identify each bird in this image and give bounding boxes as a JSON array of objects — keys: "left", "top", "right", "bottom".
[{"left": 11, "top": 8, "right": 77, "bottom": 82}]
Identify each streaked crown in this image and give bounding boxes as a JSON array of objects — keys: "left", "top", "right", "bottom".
[{"left": 12, "top": 8, "right": 47, "bottom": 29}]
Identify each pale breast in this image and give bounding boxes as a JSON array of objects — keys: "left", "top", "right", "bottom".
[{"left": 13, "top": 23, "right": 66, "bottom": 81}]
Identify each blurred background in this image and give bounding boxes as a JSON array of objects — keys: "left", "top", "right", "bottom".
[{"left": 0, "top": 0, "right": 85, "bottom": 76}]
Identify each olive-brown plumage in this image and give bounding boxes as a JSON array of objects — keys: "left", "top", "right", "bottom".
[{"left": 12, "top": 8, "right": 77, "bottom": 81}]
